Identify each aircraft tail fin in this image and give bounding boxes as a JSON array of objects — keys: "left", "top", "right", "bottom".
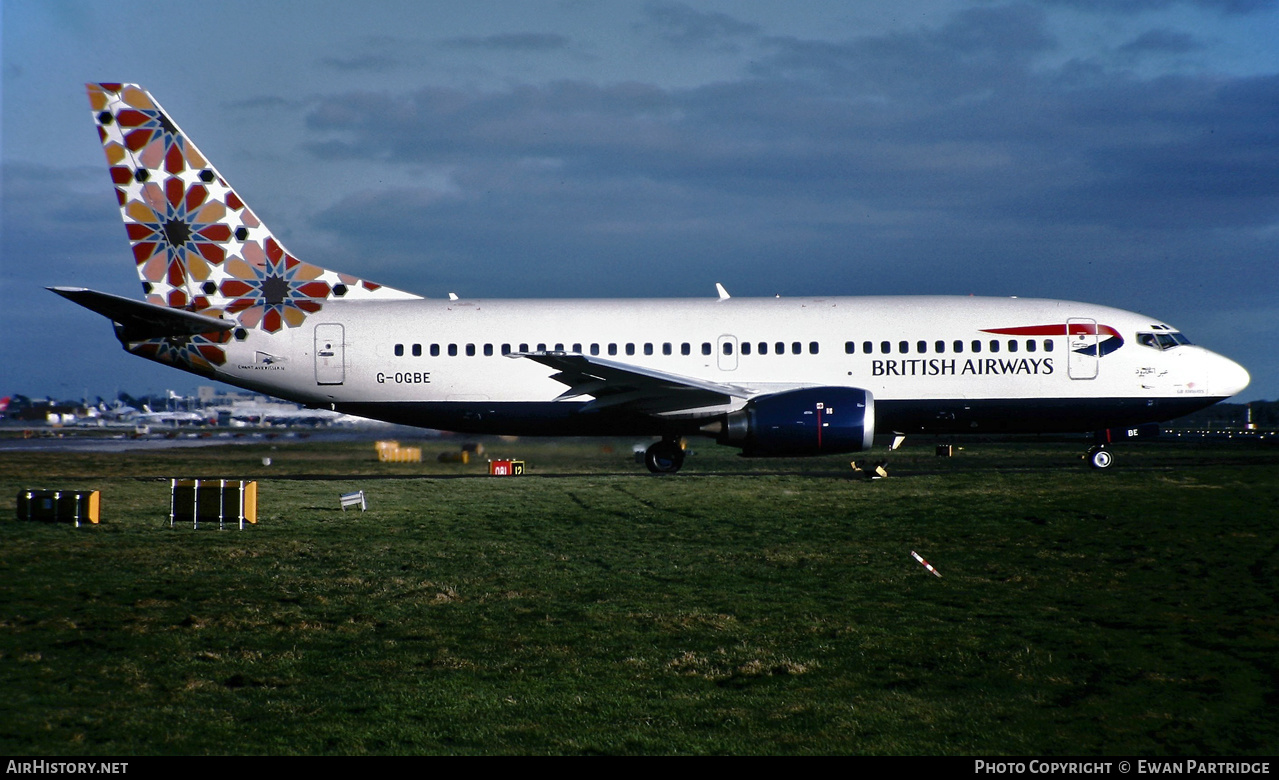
[{"left": 86, "top": 83, "right": 419, "bottom": 334}]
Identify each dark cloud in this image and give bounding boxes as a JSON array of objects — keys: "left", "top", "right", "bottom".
[
  {"left": 1117, "top": 28, "right": 1203, "bottom": 55},
  {"left": 224, "top": 94, "right": 301, "bottom": 111},
  {"left": 755, "top": 4, "right": 1055, "bottom": 99},
  {"left": 299, "top": 28, "right": 1278, "bottom": 236},
  {"left": 303, "top": 81, "right": 679, "bottom": 166},
  {"left": 440, "top": 33, "right": 572, "bottom": 52},
  {"left": 1041, "top": 0, "right": 1276, "bottom": 14},
  {"left": 637, "top": 1, "right": 760, "bottom": 50},
  {"left": 320, "top": 53, "right": 401, "bottom": 73}
]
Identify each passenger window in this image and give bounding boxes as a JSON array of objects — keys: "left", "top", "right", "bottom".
[
  {"left": 1026, "top": 340, "right": 1036, "bottom": 353},
  {"left": 554, "top": 343, "right": 564, "bottom": 352},
  {"left": 898, "top": 341, "right": 909, "bottom": 354},
  {"left": 845, "top": 341, "right": 856, "bottom": 354},
  {"left": 1008, "top": 340, "right": 1018, "bottom": 353},
  {"left": 608, "top": 344, "right": 618, "bottom": 356},
  {"left": 519, "top": 343, "right": 529, "bottom": 353},
  {"left": 971, "top": 340, "right": 981, "bottom": 353},
  {"left": 1043, "top": 340, "right": 1054, "bottom": 352},
  {"left": 702, "top": 342, "right": 712, "bottom": 356},
  {"left": 501, "top": 344, "right": 511, "bottom": 356},
  {"left": 412, "top": 344, "right": 422, "bottom": 357},
  {"left": 394, "top": 344, "right": 404, "bottom": 357},
  {"left": 448, "top": 344, "right": 458, "bottom": 357},
  {"left": 989, "top": 340, "right": 1000, "bottom": 353},
  {"left": 723, "top": 342, "right": 733, "bottom": 355},
  {"left": 917, "top": 340, "right": 927, "bottom": 354},
  {"left": 484, "top": 344, "right": 493, "bottom": 357},
  {"left": 935, "top": 340, "right": 945, "bottom": 353},
  {"left": 792, "top": 342, "right": 802, "bottom": 355},
  {"left": 759, "top": 342, "right": 768, "bottom": 355},
  {"left": 626, "top": 343, "right": 635, "bottom": 356},
  {"left": 881, "top": 341, "right": 891, "bottom": 354},
  {"left": 776, "top": 342, "right": 786, "bottom": 355},
  {"left": 809, "top": 341, "right": 819, "bottom": 354},
  {"left": 466, "top": 344, "right": 476, "bottom": 357},
  {"left": 742, "top": 342, "right": 751, "bottom": 355},
  {"left": 681, "top": 343, "right": 691, "bottom": 356},
  {"left": 863, "top": 341, "right": 873, "bottom": 354},
  {"left": 644, "top": 343, "right": 653, "bottom": 356},
  {"left": 431, "top": 344, "right": 441, "bottom": 357},
  {"left": 662, "top": 342, "right": 672, "bottom": 355},
  {"left": 537, "top": 343, "right": 547, "bottom": 352},
  {"left": 572, "top": 343, "right": 582, "bottom": 354},
  {"left": 953, "top": 340, "right": 963, "bottom": 354},
  {"left": 590, "top": 343, "right": 600, "bottom": 356}
]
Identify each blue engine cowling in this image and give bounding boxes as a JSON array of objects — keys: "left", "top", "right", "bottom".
[{"left": 717, "top": 387, "right": 875, "bottom": 457}]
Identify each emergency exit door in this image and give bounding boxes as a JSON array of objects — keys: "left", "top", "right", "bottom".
[{"left": 717, "top": 335, "right": 739, "bottom": 371}]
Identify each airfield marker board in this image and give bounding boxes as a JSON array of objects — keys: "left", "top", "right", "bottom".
[
  {"left": 340, "top": 490, "right": 367, "bottom": 511},
  {"left": 170, "top": 479, "right": 257, "bottom": 530},
  {"left": 488, "top": 460, "right": 525, "bottom": 476},
  {"left": 15, "top": 490, "right": 100, "bottom": 526}
]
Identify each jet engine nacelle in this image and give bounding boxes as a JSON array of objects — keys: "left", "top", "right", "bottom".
[{"left": 717, "top": 387, "right": 875, "bottom": 457}]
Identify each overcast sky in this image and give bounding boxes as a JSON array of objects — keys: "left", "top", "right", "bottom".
[{"left": 2, "top": 0, "right": 1276, "bottom": 403}]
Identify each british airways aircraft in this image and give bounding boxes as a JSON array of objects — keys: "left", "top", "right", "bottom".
[{"left": 54, "top": 83, "right": 1250, "bottom": 473}]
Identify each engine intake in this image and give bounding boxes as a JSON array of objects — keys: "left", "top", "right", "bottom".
[{"left": 717, "top": 387, "right": 875, "bottom": 457}]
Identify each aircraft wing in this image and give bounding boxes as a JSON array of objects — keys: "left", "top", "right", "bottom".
[
  {"left": 49, "top": 287, "right": 235, "bottom": 340},
  {"left": 516, "top": 352, "right": 756, "bottom": 416}
]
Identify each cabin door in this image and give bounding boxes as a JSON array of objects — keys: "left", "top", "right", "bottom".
[
  {"left": 1066, "top": 318, "right": 1098, "bottom": 380},
  {"left": 314, "top": 323, "right": 345, "bottom": 385}
]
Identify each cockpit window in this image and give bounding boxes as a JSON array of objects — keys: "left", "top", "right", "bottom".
[{"left": 1137, "top": 331, "right": 1191, "bottom": 350}]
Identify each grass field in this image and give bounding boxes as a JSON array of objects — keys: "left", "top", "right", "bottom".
[{"left": 2, "top": 434, "right": 1276, "bottom": 755}]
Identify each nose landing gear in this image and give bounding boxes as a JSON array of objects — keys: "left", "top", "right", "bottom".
[{"left": 1085, "top": 445, "right": 1113, "bottom": 470}]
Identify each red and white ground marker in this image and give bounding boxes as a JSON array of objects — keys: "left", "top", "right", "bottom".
[{"left": 911, "top": 550, "right": 943, "bottom": 578}]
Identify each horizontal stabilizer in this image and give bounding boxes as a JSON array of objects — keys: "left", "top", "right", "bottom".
[{"left": 49, "top": 287, "right": 236, "bottom": 340}]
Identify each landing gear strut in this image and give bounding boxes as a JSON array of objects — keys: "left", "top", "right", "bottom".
[
  {"left": 644, "top": 439, "right": 686, "bottom": 474},
  {"left": 1085, "top": 445, "right": 1114, "bottom": 470}
]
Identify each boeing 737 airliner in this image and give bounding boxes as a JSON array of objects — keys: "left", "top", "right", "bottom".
[{"left": 54, "top": 84, "right": 1250, "bottom": 472}]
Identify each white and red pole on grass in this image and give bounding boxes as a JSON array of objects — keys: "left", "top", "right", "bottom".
[{"left": 911, "top": 550, "right": 942, "bottom": 578}]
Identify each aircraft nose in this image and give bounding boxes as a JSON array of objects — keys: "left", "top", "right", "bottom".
[{"left": 1212, "top": 354, "right": 1251, "bottom": 398}]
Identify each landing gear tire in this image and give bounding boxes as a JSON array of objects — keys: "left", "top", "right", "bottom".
[
  {"left": 645, "top": 440, "right": 686, "bottom": 474},
  {"left": 1086, "top": 446, "right": 1113, "bottom": 470}
]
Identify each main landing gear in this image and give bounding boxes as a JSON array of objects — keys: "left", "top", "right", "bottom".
[
  {"left": 644, "top": 438, "right": 686, "bottom": 474},
  {"left": 1085, "top": 445, "right": 1114, "bottom": 470},
  {"left": 851, "top": 433, "right": 904, "bottom": 479}
]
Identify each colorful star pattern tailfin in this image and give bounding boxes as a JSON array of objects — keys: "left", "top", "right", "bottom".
[{"left": 87, "top": 83, "right": 420, "bottom": 342}]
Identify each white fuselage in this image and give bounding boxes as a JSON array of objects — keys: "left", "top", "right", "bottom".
[{"left": 206, "top": 294, "right": 1249, "bottom": 437}]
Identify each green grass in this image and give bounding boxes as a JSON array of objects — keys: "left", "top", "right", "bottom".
[{"left": 1, "top": 435, "right": 1276, "bottom": 754}]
